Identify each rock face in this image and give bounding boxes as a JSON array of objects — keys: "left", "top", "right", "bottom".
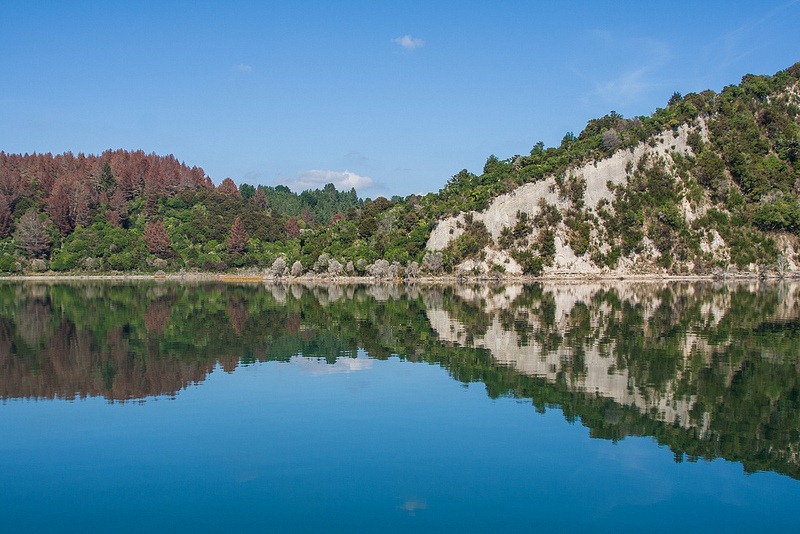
[{"left": 425, "top": 119, "right": 798, "bottom": 277}]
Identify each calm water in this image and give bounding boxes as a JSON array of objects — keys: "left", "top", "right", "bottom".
[{"left": 1, "top": 281, "right": 799, "bottom": 532}]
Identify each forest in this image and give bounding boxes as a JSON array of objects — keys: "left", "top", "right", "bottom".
[{"left": 1, "top": 62, "right": 799, "bottom": 276}]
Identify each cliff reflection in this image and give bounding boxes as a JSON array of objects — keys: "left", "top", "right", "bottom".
[{"left": 1, "top": 280, "right": 798, "bottom": 478}]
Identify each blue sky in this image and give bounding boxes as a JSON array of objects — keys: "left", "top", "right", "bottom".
[{"left": 2, "top": 1, "right": 799, "bottom": 198}]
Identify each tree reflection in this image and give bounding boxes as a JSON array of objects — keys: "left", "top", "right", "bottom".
[{"left": 0, "top": 280, "right": 798, "bottom": 478}]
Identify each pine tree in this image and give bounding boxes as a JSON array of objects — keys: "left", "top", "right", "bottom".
[
  {"left": 284, "top": 216, "right": 300, "bottom": 238},
  {"left": 217, "top": 178, "right": 241, "bottom": 197},
  {"left": 226, "top": 217, "right": 249, "bottom": 254},
  {"left": 47, "top": 181, "right": 74, "bottom": 235},
  {"left": 144, "top": 195, "right": 159, "bottom": 219},
  {"left": 253, "top": 187, "right": 268, "bottom": 209},
  {"left": 0, "top": 195, "right": 12, "bottom": 238},
  {"left": 143, "top": 220, "right": 172, "bottom": 258}
]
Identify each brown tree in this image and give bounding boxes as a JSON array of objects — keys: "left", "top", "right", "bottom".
[
  {"left": 226, "top": 298, "right": 248, "bottom": 335},
  {"left": 47, "top": 181, "right": 74, "bottom": 235},
  {"left": 144, "top": 195, "right": 159, "bottom": 219},
  {"left": 226, "top": 217, "right": 249, "bottom": 254},
  {"left": 143, "top": 220, "right": 172, "bottom": 258},
  {"left": 253, "top": 187, "right": 268, "bottom": 209},
  {"left": 284, "top": 216, "right": 300, "bottom": 238},
  {"left": 72, "top": 182, "right": 92, "bottom": 228},
  {"left": 14, "top": 209, "right": 51, "bottom": 258},
  {"left": 143, "top": 298, "right": 174, "bottom": 334},
  {"left": 217, "top": 177, "right": 241, "bottom": 197},
  {"left": 300, "top": 208, "right": 314, "bottom": 226},
  {"left": 0, "top": 195, "right": 12, "bottom": 238}
]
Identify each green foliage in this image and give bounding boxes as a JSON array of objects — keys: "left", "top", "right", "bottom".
[
  {"left": 564, "top": 209, "right": 593, "bottom": 256},
  {"left": 50, "top": 250, "right": 81, "bottom": 271},
  {"left": 511, "top": 250, "right": 544, "bottom": 276},
  {"left": 444, "top": 218, "right": 491, "bottom": 265},
  {"left": 239, "top": 183, "right": 255, "bottom": 199},
  {"left": 0, "top": 241, "right": 16, "bottom": 272},
  {"left": 3, "top": 62, "right": 800, "bottom": 274},
  {"left": 258, "top": 183, "right": 362, "bottom": 225},
  {"left": 753, "top": 196, "right": 800, "bottom": 232}
]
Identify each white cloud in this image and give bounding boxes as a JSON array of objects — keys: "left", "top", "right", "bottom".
[
  {"left": 242, "top": 171, "right": 264, "bottom": 183},
  {"left": 577, "top": 34, "right": 672, "bottom": 105},
  {"left": 279, "top": 169, "right": 375, "bottom": 192},
  {"left": 344, "top": 150, "right": 369, "bottom": 162},
  {"left": 234, "top": 63, "right": 254, "bottom": 73},
  {"left": 393, "top": 35, "right": 425, "bottom": 50},
  {"left": 591, "top": 66, "right": 657, "bottom": 103},
  {"left": 290, "top": 355, "right": 374, "bottom": 375}
]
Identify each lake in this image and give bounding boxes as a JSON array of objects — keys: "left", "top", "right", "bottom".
[{"left": 1, "top": 280, "right": 799, "bottom": 532}]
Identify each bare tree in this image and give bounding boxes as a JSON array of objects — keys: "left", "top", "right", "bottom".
[
  {"left": 602, "top": 128, "right": 622, "bottom": 151},
  {"left": 291, "top": 260, "right": 304, "bottom": 277},
  {"left": 14, "top": 209, "right": 51, "bottom": 258},
  {"left": 271, "top": 256, "right": 287, "bottom": 277},
  {"left": 422, "top": 251, "right": 444, "bottom": 274}
]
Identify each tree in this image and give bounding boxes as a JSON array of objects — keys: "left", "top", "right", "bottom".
[
  {"left": 271, "top": 256, "right": 287, "bottom": 277},
  {"left": 602, "top": 129, "right": 622, "bottom": 151},
  {"left": 421, "top": 251, "right": 443, "bottom": 274},
  {"left": 239, "top": 183, "right": 255, "bottom": 199},
  {"left": 301, "top": 208, "right": 314, "bottom": 226},
  {"left": 144, "top": 195, "right": 159, "bottom": 219},
  {"left": 227, "top": 217, "right": 249, "bottom": 254},
  {"left": 143, "top": 220, "right": 172, "bottom": 258},
  {"left": 14, "top": 209, "right": 51, "bottom": 258},
  {"left": 285, "top": 217, "right": 300, "bottom": 238},
  {"left": 48, "top": 181, "right": 75, "bottom": 235},
  {"left": 217, "top": 177, "right": 241, "bottom": 197},
  {"left": 253, "top": 187, "right": 268, "bottom": 209},
  {"left": 0, "top": 195, "right": 12, "bottom": 238},
  {"left": 291, "top": 260, "right": 303, "bottom": 277},
  {"left": 99, "top": 162, "right": 116, "bottom": 194}
]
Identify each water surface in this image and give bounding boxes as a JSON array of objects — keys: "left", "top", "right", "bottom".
[{"left": 1, "top": 281, "right": 799, "bottom": 532}]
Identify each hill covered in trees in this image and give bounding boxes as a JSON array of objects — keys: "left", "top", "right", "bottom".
[{"left": 1, "top": 61, "right": 800, "bottom": 277}]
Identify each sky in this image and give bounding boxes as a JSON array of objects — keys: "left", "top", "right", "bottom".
[{"left": 2, "top": 1, "right": 799, "bottom": 198}]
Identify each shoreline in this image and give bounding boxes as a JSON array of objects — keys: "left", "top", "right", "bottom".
[{"left": 1, "top": 270, "right": 798, "bottom": 284}]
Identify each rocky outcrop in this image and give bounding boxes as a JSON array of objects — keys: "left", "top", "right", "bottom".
[{"left": 426, "top": 118, "right": 799, "bottom": 277}]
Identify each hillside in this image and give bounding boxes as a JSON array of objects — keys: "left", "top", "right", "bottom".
[
  {"left": 1, "top": 62, "right": 799, "bottom": 277},
  {"left": 427, "top": 62, "right": 800, "bottom": 277}
]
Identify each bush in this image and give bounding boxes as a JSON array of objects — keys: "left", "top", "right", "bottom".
[
  {"left": 753, "top": 196, "right": 800, "bottom": 232},
  {"left": 0, "top": 254, "right": 17, "bottom": 272},
  {"left": 51, "top": 250, "right": 81, "bottom": 271},
  {"left": 512, "top": 250, "right": 544, "bottom": 276}
]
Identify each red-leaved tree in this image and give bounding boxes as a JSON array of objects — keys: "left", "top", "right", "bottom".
[
  {"left": 217, "top": 178, "right": 241, "bottom": 197},
  {"left": 143, "top": 220, "right": 172, "bottom": 258},
  {"left": 284, "top": 216, "right": 300, "bottom": 238},
  {"left": 253, "top": 187, "right": 268, "bottom": 209},
  {"left": 226, "top": 217, "right": 249, "bottom": 254}
]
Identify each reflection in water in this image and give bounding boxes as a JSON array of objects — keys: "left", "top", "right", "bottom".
[{"left": 1, "top": 280, "right": 799, "bottom": 479}]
